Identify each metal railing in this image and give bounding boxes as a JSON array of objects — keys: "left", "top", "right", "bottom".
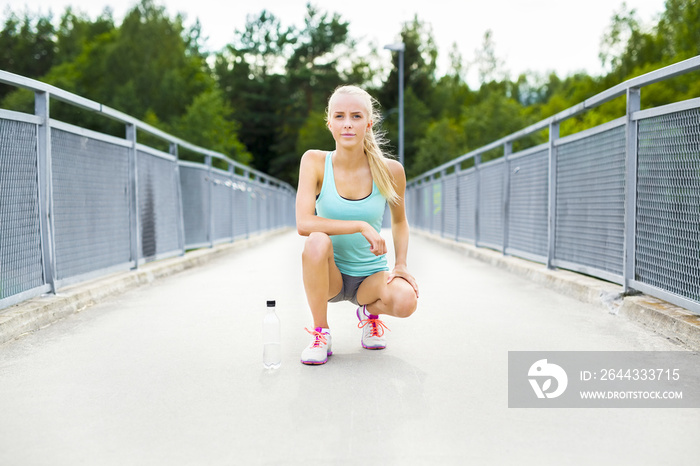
[
  {"left": 406, "top": 56, "right": 700, "bottom": 315},
  {"left": 0, "top": 70, "right": 296, "bottom": 311}
]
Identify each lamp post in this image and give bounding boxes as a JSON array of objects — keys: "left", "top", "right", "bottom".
[{"left": 384, "top": 42, "right": 405, "bottom": 165}]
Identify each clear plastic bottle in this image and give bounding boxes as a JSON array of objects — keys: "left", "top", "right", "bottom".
[{"left": 262, "top": 300, "right": 281, "bottom": 369}]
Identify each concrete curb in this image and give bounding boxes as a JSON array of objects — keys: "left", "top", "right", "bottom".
[
  {"left": 0, "top": 228, "right": 291, "bottom": 346},
  {"left": 416, "top": 230, "right": 700, "bottom": 351}
]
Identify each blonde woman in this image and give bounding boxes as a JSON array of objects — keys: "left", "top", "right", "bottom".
[{"left": 296, "top": 85, "right": 419, "bottom": 365}]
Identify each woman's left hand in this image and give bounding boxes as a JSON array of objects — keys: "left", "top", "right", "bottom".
[{"left": 387, "top": 265, "right": 419, "bottom": 298}]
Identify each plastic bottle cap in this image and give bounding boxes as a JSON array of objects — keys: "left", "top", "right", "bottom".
[{"left": 267, "top": 300, "right": 276, "bottom": 307}]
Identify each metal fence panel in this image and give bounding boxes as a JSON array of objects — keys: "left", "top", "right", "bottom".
[
  {"left": 277, "top": 190, "right": 290, "bottom": 229},
  {"left": 414, "top": 184, "right": 428, "bottom": 230},
  {"left": 422, "top": 183, "right": 432, "bottom": 231},
  {"left": 430, "top": 179, "right": 442, "bottom": 235},
  {"left": 507, "top": 149, "right": 549, "bottom": 260},
  {"left": 443, "top": 173, "right": 458, "bottom": 238},
  {"left": 636, "top": 108, "right": 700, "bottom": 303},
  {"left": 457, "top": 168, "right": 477, "bottom": 243},
  {"left": 288, "top": 194, "right": 296, "bottom": 228},
  {"left": 232, "top": 178, "right": 249, "bottom": 239},
  {"left": 179, "top": 164, "right": 209, "bottom": 249},
  {"left": 260, "top": 185, "right": 271, "bottom": 232},
  {"left": 138, "top": 150, "right": 182, "bottom": 260},
  {"left": 478, "top": 160, "right": 505, "bottom": 249},
  {"left": 210, "top": 169, "right": 233, "bottom": 244},
  {"left": 271, "top": 189, "right": 281, "bottom": 229},
  {"left": 554, "top": 125, "right": 626, "bottom": 278},
  {"left": 52, "top": 128, "right": 131, "bottom": 281},
  {"left": 0, "top": 119, "right": 44, "bottom": 299},
  {"left": 406, "top": 186, "right": 416, "bottom": 227},
  {"left": 249, "top": 184, "right": 261, "bottom": 235}
]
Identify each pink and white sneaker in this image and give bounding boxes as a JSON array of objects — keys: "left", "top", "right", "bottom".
[
  {"left": 356, "top": 305, "right": 389, "bottom": 350},
  {"left": 301, "top": 327, "right": 332, "bottom": 365}
]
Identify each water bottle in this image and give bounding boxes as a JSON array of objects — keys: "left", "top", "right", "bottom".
[{"left": 263, "top": 300, "right": 281, "bottom": 369}]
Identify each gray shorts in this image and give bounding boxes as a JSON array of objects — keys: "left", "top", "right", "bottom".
[{"left": 329, "top": 273, "right": 369, "bottom": 306}]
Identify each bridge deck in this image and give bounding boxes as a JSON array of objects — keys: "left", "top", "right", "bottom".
[{"left": 0, "top": 230, "right": 696, "bottom": 465}]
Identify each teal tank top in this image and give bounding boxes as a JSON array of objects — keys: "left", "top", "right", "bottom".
[{"left": 316, "top": 152, "right": 388, "bottom": 277}]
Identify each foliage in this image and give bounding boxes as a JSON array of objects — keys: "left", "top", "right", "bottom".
[
  {"left": 411, "top": 117, "right": 468, "bottom": 176},
  {"left": 295, "top": 109, "right": 335, "bottom": 156},
  {"left": 377, "top": 16, "right": 439, "bottom": 174},
  {"left": 172, "top": 89, "right": 252, "bottom": 164}
]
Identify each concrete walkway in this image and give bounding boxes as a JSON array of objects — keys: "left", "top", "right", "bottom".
[{"left": 0, "top": 230, "right": 698, "bottom": 465}]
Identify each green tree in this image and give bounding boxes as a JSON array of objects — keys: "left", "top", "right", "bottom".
[
  {"left": 431, "top": 46, "right": 474, "bottom": 122},
  {"left": 91, "top": 0, "right": 210, "bottom": 123},
  {"left": 274, "top": 4, "right": 353, "bottom": 182},
  {"left": 379, "top": 16, "right": 438, "bottom": 172},
  {"left": 461, "top": 84, "right": 535, "bottom": 157},
  {"left": 0, "top": 11, "right": 56, "bottom": 100},
  {"left": 22, "top": 1, "right": 210, "bottom": 132},
  {"left": 598, "top": 3, "right": 649, "bottom": 78},
  {"left": 214, "top": 10, "right": 296, "bottom": 178},
  {"left": 411, "top": 117, "right": 469, "bottom": 176},
  {"left": 400, "top": 87, "right": 432, "bottom": 176},
  {"left": 473, "top": 29, "right": 508, "bottom": 85},
  {"left": 1, "top": 0, "right": 249, "bottom": 161},
  {"left": 654, "top": 0, "right": 700, "bottom": 62},
  {"left": 380, "top": 15, "right": 437, "bottom": 111},
  {"left": 55, "top": 7, "right": 115, "bottom": 65},
  {"left": 295, "top": 109, "right": 335, "bottom": 158},
  {"left": 287, "top": 4, "right": 349, "bottom": 115},
  {"left": 215, "top": 4, "right": 366, "bottom": 184},
  {"left": 600, "top": 0, "right": 699, "bottom": 81},
  {"left": 171, "top": 89, "right": 251, "bottom": 164}
]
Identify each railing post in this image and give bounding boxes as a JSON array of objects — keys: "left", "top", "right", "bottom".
[
  {"left": 420, "top": 178, "right": 427, "bottom": 230},
  {"left": 624, "top": 87, "right": 641, "bottom": 292},
  {"left": 257, "top": 176, "right": 263, "bottom": 233},
  {"left": 474, "top": 153, "right": 481, "bottom": 247},
  {"left": 35, "top": 91, "right": 56, "bottom": 293},
  {"left": 229, "top": 163, "right": 236, "bottom": 242},
  {"left": 268, "top": 179, "right": 274, "bottom": 232},
  {"left": 277, "top": 184, "right": 283, "bottom": 230},
  {"left": 126, "top": 123, "right": 140, "bottom": 269},
  {"left": 170, "top": 143, "right": 186, "bottom": 255},
  {"left": 503, "top": 141, "right": 513, "bottom": 255},
  {"left": 440, "top": 169, "right": 446, "bottom": 238},
  {"left": 430, "top": 173, "right": 436, "bottom": 234},
  {"left": 273, "top": 182, "right": 278, "bottom": 230},
  {"left": 243, "top": 169, "right": 251, "bottom": 239},
  {"left": 454, "top": 163, "right": 461, "bottom": 242},
  {"left": 547, "top": 121, "right": 560, "bottom": 269},
  {"left": 205, "top": 155, "right": 214, "bottom": 248},
  {"left": 416, "top": 180, "right": 420, "bottom": 229},
  {"left": 264, "top": 177, "right": 269, "bottom": 231}
]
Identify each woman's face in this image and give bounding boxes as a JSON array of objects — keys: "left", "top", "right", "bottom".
[{"left": 328, "top": 93, "right": 371, "bottom": 148}]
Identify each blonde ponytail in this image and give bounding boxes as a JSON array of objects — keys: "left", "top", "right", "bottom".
[{"left": 327, "top": 86, "right": 400, "bottom": 205}]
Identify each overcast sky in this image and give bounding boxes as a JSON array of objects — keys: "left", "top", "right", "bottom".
[{"left": 4, "top": 0, "right": 667, "bottom": 86}]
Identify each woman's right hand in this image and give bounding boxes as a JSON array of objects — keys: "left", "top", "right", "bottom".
[{"left": 359, "top": 223, "right": 386, "bottom": 256}]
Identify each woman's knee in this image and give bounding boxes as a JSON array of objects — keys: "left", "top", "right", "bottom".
[
  {"left": 390, "top": 287, "right": 418, "bottom": 318},
  {"left": 302, "top": 232, "right": 333, "bottom": 263}
]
